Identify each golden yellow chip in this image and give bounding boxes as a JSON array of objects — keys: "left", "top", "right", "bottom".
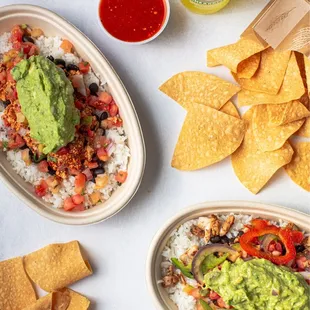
[
  {"left": 207, "top": 37, "right": 266, "bottom": 73},
  {"left": 285, "top": 142, "right": 310, "bottom": 192},
  {"left": 207, "top": 54, "right": 220, "bottom": 67},
  {"left": 172, "top": 104, "right": 246, "bottom": 170},
  {"left": 24, "top": 241, "right": 93, "bottom": 292},
  {"left": 267, "top": 101, "right": 310, "bottom": 127},
  {"left": 304, "top": 55, "right": 310, "bottom": 96},
  {"left": 59, "top": 288, "right": 90, "bottom": 310},
  {"left": 252, "top": 105, "right": 304, "bottom": 152},
  {"left": 0, "top": 257, "right": 36, "bottom": 309},
  {"left": 159, "top": 71, "right": 240, "bottom": 110},
  {"left": 233, "top": 48, "right": 291, "bottom": 95},
  {"left": 25, "top": 292, "right": 71, "bottom": 310},
  {"left": 238, "top": 53, "right": 305, "bottom": 106},
  {"left": 237, "top": 53, "right": 260, "bottom": 79},
  {"left": 220, "top": 101, "right": 240, "bottom": 118},
  {"left": 231, "top": 108, "right": 294, "bottom": 194}
]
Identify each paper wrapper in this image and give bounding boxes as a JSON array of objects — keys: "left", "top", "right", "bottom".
[
  {"left": 24, "top": 241, "right": 93, "bottom": 292},
  {"left": 242, "top": 0, "right": 310, "bottom": 58}
]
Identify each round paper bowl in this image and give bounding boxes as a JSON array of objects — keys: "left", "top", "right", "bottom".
[
  {"left": 146, "top": 201, "right": 310, "bottom": 309},
  {"left": 97, "top": 0, "right": 170, "bottom": 45},
  {"left": 0, "top": 5, "right": 145, "bottom": 225}
]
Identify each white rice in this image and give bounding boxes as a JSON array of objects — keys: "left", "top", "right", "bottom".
[
  {"left": 0, "top": 31, "right": 130, "bottom": 209},
  {"left": 0, "top": 32, "right": 12, "bottom": 55},
  {"left": 6, "top": 150, "right": 49, "bottom": 185},
  {"left": 0, "top": 112, "right": 8, "bottom": 143},
  {"left": 161, "top": 214, "right": 254, "bottom": 310}
]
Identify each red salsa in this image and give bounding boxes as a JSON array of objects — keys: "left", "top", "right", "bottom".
[{"left": 99, "top": 0, "right": 166, "bottom": 43}]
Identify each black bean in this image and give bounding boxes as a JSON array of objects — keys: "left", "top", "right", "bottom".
[
  {"left": 22, "top": 35, "right": 34, "bottom": 44},
  {"left": 89, "top": 83, "right": 99, "bottom": 96},
  {"left": 100, "top": 112, "right": 109, "bottom": 121},
  {"left": 3, "top": 100, "right": 11, "bottom": 108},
  {"left": 295, "top": 244, "right": 305, "bottom": 253},
  {"left": 20, "top": 144, "right": 28, "bottom": 150},
  {"left": 238, "top": 231, "right": 244, "bottom": 237},
  {"left": 48, "top": 166, "right": 56, "bottom": 175},
  {"left": 210, "top": 236, "right": 221, "bottom": 243},
  {"left": 93, "top": 168, "right": 105, "bottom": 178},
  {"left": 54, "top": 59, "right": 66, "bottom": 67},
  {"left": 220, "top": 235, "right": 231, "bottom": 244},
  {"left": 47, "top": 55, "right": 54, "bottom": 62},
  {"left": 97, "top": 160, "right": 105, "bottom": 169},
  {"left": 66, "top": 64, "right": 79, "bottom": 72}
]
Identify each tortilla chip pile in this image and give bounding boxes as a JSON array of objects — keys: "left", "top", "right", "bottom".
[
  {"left": 160, "top": 72, "right": 246, "bottom": 171},
  {"left": 159, "top": 38, "right": 310, "bottom": 194},
  {"left": 0, "top": 241, "right": 91, "bottom": 310}
]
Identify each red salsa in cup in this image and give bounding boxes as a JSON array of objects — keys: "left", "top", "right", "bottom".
[{"left": 99, "top": 0, "right": 166, "bottom": 43}]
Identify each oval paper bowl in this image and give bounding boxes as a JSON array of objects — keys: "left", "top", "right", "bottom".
[
  {"left": 146, "top": 201, "right": 310, "bottom": 310},
  {"left": 0, "top": 5, "right": 145, "bottom": 225}
]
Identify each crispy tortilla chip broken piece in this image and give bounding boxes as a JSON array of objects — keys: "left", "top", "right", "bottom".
[
  {"left": 0, "top": 257, "right": 36, "bottom": 309},
  {"left": 233, "top": 48, "right": 291, "bottom": 95},
  {"left": 252, "top": 105, "right": 304, "bottom": 152},
  {"left": 267, "top": 101, "right": 310, "bottom": 127},
  {"left": 172, "top": 104, "right": 246, "bottom": 171},
  {"left": 207, "top": 37, "right": 266, "bottom": 73},
  {"left": 285, "top": 142, "right": 310, "bottom": 192},
  {"left": 159, "top": 71, "right": 240, "bottom": 110},
  {"left": 231, "top": 108, "right": 294, "bottom": 194},
  {"left": 237, "top": 53, "right": 305, "bottom": 106},
  {"left": 24, "top": 241, "right": 93, "bottom": 292}
]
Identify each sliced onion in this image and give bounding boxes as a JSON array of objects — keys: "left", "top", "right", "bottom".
[
  {"left": 191, "top": 244, "right": 238, "bottom": 284},
  {"left": 261, "top": 234, "right": 277, "bottom": 252},
  {"left": 299, "top": 271, "right": 310, "bottom": 281},
  {"left": 72, "top": 74, "right": 86, "bottom": 96},
  {"left": 106, "top": 142, "right": 116, "bottom": 156},
  {"left": 82, "top": 168, "right": 93, "bottom": 181}
]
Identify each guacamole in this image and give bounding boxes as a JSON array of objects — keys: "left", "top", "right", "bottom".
[
  {"left": 204, "top": 258, "right": 310, "bottom": 310},
  {"left": 12, "top": 56, "right": 80, "bottom": 154}
]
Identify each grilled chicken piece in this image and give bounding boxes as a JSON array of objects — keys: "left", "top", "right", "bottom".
[
  {"left": 210, "top": 214, "right": 220, "bottom": 236},
  {"left": 191, "top": 224, "right": 205, "bottom": 238},
  {"left": 180, "top": 245, "right": 199, "bottom": 266},
  {"left": 220, "top": 215, "right": 235, "bottom": 236}
]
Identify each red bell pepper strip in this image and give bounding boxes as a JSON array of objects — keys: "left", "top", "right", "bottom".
[{"left": 240, "top": 226, "right": 296, "bottom": 265}]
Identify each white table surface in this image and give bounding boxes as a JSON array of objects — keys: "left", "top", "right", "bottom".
[{"left": 0, "top": 0, "right": 309, "bottom": 309}]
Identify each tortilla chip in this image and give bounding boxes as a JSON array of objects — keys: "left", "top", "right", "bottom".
[
  {"left": 207, "top": 54, "right": 220, "bottom": 67},
  {"left": 59, "top": 289, "right": 90, "bottom": 310},
  {"left": 159, "top": 72, "right": 240, "bottom": 110},
  {"left": 220, "top": 101, "right": 240, "bottom": 118},
  {"left": 233, "top": 48, "right": 291, "bottom": 95},
  {"left": 24, "top": 241, "right": 92, "bottom": 292},
  {"left": 231, "top": 108, "right": 294, "bottom": 194},
  {"left": 25, "top": 292, "right": 71, "bottom": 310},
  {"left": 252, "top": 105, "right": 304, "bottom": 152},
  {"left": 267, "top": 101, "right": 310, "bottom": 127},
  {"left": 238, "top": 53, "right": 305, "bottom": 106},
  {"left": 304, "top": 55, "right": 310, "bottom": 95},
  {"left": 285, "top": 142, "right": 310, "bottom": 192},
  {"left": 237, "top": 53, "right": 261, "bottom": 79},
  {"left": 295, "top": 117, "right": 310, "bottom": 137},
  {"left": 0, "top": 257, "right": 36, "bottom": 309},
  {"left": 207, "top": 37, "right": 266, "bottom": 73},
  {"left": 172, "top": 104, "right": 246, "bottom": 170}
]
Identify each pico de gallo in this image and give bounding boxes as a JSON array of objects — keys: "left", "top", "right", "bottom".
[{"left": 0, "top": 25, "right": 130, "bottom": 211}]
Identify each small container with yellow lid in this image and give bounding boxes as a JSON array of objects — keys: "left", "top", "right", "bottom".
[{"left": 181, "top": 0, "right": 230, "bottom": 14}]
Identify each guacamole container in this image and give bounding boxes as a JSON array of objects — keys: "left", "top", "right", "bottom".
[
  {"left": 0, "top": 5, "right": 145, "bottom": 225},
  {"left": 146, "top": 201, "right": 310, "bottom": 310}
]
